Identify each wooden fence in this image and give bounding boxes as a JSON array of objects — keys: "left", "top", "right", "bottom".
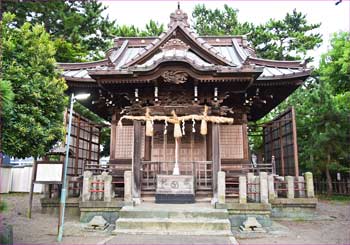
[{"left": 314, "top": 179, "right": 350, "bottom": 195}]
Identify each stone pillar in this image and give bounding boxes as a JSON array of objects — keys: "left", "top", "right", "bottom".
[
  {"left": 82, "top": 171, "right": 92, "bottom": 202},
  {"left": 305, "top": 172, "right": 315, "bottom": 198},
  {"left": 268, "top": 175, "right": 276, "bottom": 201},
  {"left": 217, "top": 171, "right": 225, "bottom": 204},
  {"left": 239, "top": 176, "right": 247, "bottom": 204},
  {"left": 132, "top": 121, "right": 142, "bottom": 204},
  {"left": 259, "top": 172, "right": 268, "bottom": 204},
  {"left": 286, "top": 176, "right": 295, "bottom": 199},
  {"left": 254, "top": 176, "right": 260, "bottom": 202},
  {"left": 124, "top": 171, "right": 133, "bottom": 203},
  {"left": 297, "top": 176, "right": 305, "bottom": 198},
  {"left": 247, "top": 172, "right": 254, "bottom": 201},
  {"left": 102, "top": 172, "right": 113, "bottom": 202}
]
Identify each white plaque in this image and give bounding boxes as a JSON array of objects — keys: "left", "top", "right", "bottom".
[
  {"left": 156, "top": 175, "right": 194, "bottom": 195},
  {"left": 36, "top": 164, "right": 63, "bottom": 182}
]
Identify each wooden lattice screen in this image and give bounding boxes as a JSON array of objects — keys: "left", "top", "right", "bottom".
[
  {"left": 65, "top": 110, "right": 102, "bottom": 176},
  {"left": 114, "top": 125, "right": 145, "bottom": 159},
  {"left": 220, "top": 125, "right": 244, "bottom": 159},
  {"left": 263, "top": 107, "right": 299, "bottom": 176}
]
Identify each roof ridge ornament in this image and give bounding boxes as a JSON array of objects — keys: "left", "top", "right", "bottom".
[{"left": 169, "top": 6, "right": 189, "bottom": 28}]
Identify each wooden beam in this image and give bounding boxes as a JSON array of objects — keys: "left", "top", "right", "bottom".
[
  {"left": 291, "top": 107, "right": 299, "bottom": 176},
  {"left": 132, "top": 121, "right": 142, "bottom": 200},
  {"left": 212, "top": 123, "right": 220, "bottom": 200}
]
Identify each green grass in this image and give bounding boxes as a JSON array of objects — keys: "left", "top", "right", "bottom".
[
  {"left": 0, "top": 200, "right": 8, "bottom": 212},
  {"left": 317, "top": 194, "right": 350, "bottom": 202}
]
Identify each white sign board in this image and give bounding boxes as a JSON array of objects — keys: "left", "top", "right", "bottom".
[{"left": 35, "top": 164, "right": 63, "bottom": 183}]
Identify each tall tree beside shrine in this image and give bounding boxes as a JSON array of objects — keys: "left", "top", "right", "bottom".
[
  {"left": 2, "top": 0, "right": 118, "bottom": 62},
  {"left": 278, "top": 32, "right": 350, "bottom": 194},
  {"left": 1, "top": 13, "right": 67, "bottom": 158},
  {"left": 192, "top": 5, "right": 322, "bottom": 61}
]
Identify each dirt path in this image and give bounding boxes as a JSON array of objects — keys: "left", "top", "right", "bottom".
[
  {"left": 238, "top": 201, "right": 350, "bottom": 244},
  {"left": 1, "top": 193, "right": 349, "bottom": 244}
]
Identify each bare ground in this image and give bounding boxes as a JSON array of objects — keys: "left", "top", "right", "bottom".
[{"left": 1, "top": 193, "right": 349, "bottom": 244}]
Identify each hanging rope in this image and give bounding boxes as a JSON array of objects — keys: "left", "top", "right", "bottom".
[{"left": 117, "top": 105, "right": 233, "bottom": 138}]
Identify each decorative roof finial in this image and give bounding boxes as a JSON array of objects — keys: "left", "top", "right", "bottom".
[{"left": 177, "top": 1, "right": 180, "bottom": 10}]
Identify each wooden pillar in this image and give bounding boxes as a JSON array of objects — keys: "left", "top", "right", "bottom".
[
  {"left": 110, "top": 111, "right": 117, "bottom": 160},
  {"left": 212, "top": 123, "right": 220, "bottom": 202},
  {"left": 242, "top": 114, "right": 249, "bottom": 160},
  {"left": 132, "top": 121, "right": 142, "bottom": 203},
  {"left": 279, "top": 120, "right": 285, "bottom": 176},
  {"left": 74, "top": 116, "right": 81, "bottom": 175},
  {"left": 291, "top": 107, "right": 299, "bottom": 176}
]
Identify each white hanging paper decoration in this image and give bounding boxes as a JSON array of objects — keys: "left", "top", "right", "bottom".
[
  {"left": 182, "top": 119, "right": 186, "bottom": 135},
  {"left": 164, "top": 120, "right": 168, "bottom": 135},
  {"left": 192, "top": 117, "right": 196, "bottom": 133}
]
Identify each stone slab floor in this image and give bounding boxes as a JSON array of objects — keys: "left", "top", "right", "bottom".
[{"left": 1, "top": 193, "right": 349, "bottom": 244}]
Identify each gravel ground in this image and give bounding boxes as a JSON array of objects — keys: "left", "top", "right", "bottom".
[{"left": 1, "top": 193, "right": 349, "bottom": 244}]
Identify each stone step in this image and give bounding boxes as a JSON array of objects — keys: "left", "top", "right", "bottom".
[
  {"left": 115, "top": 217, "right": 231, "bottom": 232},
  {"left": 112, "top": 228, "right": 233, "bottom": 236},
  {"left": 119, "top": 206, "right": 229, "bottom": 219}
]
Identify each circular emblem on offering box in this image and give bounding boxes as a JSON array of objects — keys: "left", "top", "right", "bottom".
[{"left": 170, "top": 181, "right": 179, "bottom": 189}]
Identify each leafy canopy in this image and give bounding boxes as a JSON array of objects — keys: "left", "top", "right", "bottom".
[
  {"left": 3, "top": 0, "right": 118, "bottom": 62},
  {"left": 192, "top": 5, "right": 322, "bottom": 61},
  {"left": 2, "top": 13, "right": 67, "bottom": 158}
]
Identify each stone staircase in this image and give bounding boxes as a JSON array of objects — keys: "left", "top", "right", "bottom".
[{"left": 112, "top": 203, "right": 232, "bottom": 236}]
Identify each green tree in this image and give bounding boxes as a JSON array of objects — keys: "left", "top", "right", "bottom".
[
  {"left": 2, "top": 0, "right": 118, "bottom": 62},
  {"left": 192, "top": 5, "right": 322, "bottom": 61},
  {"left": 192, "top": 4, "right": 253, "bottom": 36},
  {"left": 2, "top": 13, "right": 67, "bottom": 158},
  {"left": 253, "top": 9, "right": 322, "bottom": 61},
  {"left": 319, "top": 32, "right": 350, "bottom": 93},
  {"left": 0, "top": 80, "right": 14, "bottom": 165},
  {"left": 116, "top": 20, "right": 164, "bottom": 37}
]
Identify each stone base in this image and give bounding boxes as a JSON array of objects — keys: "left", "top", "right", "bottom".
[{"left": 155, "top": 194, "right": 195, "bottom": 204}]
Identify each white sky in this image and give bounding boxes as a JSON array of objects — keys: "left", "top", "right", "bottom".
[{"left": 100, "top": 0, "right": 350, "bottom": 66}]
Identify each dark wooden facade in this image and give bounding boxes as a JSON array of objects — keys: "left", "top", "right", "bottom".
[{"left": 59, "top": 8, "right": 311, "bottom": 199}]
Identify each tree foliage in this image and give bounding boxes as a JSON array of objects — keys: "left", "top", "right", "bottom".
[
  {"left": 252, "top": 9, "right": 322, "bottom": 61},
  {"left": 2, "top": 13, "right": 67, "bottom": 158},
  {"left": 319, "top": 32, "right": 350, "bottom": 94},
  {"left": 192, "top": 5, "right": 322, "bottom": 61},
  {"left": 2, "top": 0, "right": 118, "bottom": 62},
  {"left": 115, "top": 20, "right": 164, "bottom": 37},
  {"left": 192, "top": 4, "right": 253, "bottom": 36}
]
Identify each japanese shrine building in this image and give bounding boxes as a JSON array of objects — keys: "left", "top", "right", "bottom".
[{"left": 58, "top": 8, "right": 311, "bottom": 201}]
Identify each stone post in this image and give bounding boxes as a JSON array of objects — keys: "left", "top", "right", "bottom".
[
  {"left": 286, "top": 176, "right": 295, "bottom": 199},
  {"left": 217, "top": 171, "right": 226, "bottom": 204},
  {"left": 239, "top": 176, "right": 247, "bottom": 204},
  {"left": 82, "top": 171, "right": 92, "bottom": 202},
  {"left": 102, "top": 172, "right": 113, "bottom": 202},
  {"left": 259, "top": 172, "right": 268, "bottom": 204},
  {"left": 297, "top": 176, "right": 305, "bottom": 198},
  {"left": 247, "top": 172, "right": 254, "bottom": 201},
  {"left": 124, "top": 171, "right": 133, "bottom": 203},
  {"left": 305, "top": 172, "right": 315, "bottom": 198},
  {"left": 267, "top": 175, "right": 276, "bottom": 201}
]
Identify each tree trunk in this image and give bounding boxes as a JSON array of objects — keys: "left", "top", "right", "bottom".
[{"left": 326, "top": 153, "right": 333, "bottom": 196}]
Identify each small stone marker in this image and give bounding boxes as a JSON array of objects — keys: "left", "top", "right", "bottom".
[
  {"left": 84, "top": 216, "right": 109, "bottom": 231},
  {"left": 240, "top": 217, "right": 265, "bottom": 233}
]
